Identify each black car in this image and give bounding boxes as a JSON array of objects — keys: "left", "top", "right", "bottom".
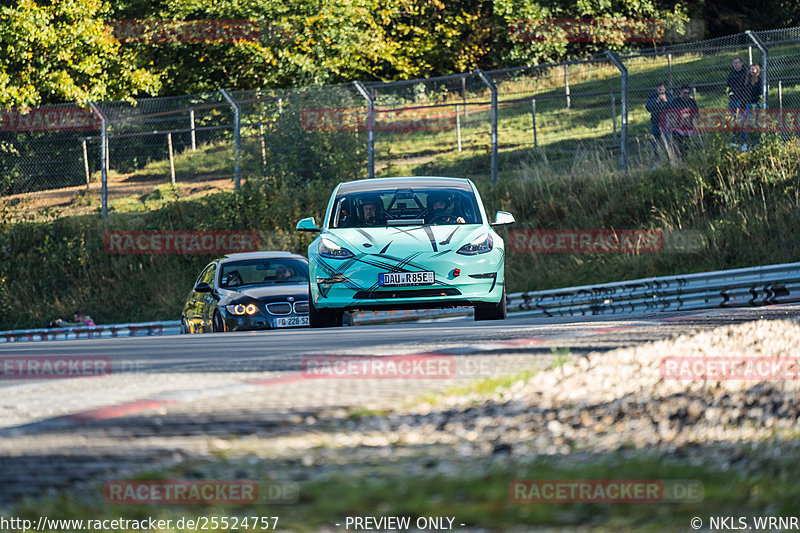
[{"left": 180, "top": 252, "right": 310, "bottom": 333}]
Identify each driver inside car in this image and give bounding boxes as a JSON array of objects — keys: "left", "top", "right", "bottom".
[
  {"left": 425, "top": 191, "right": 465, "bottom": 224},
  {"left": 359, "top": 196, "right": 386, "bottom": 226}
]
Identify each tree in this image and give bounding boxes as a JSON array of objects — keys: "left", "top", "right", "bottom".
[{"left": 0, "top": 0, "right": 159, "bottom": 107}]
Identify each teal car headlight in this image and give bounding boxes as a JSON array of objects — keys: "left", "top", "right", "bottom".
[
  {"left": 319, "top": 238, "right": 354, "bottom": 259},
  {"left": 457, "top": 233, "right": 493, "bottom": 255}
]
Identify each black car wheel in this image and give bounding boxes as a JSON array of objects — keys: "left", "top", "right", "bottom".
[
  {"left": 474, "top": 287, "right": 507, "bottom": 321},
  {"left": 309, "top": 290, "right": 343, "bottom": 328},
  {"left": 212, "top": 311, "right": 226, "bottom": 332}
]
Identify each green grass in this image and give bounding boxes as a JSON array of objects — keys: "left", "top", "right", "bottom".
[
  {"left": 417, "top": 369, "right": 539, "bottom": 405},
  {"left": 10, "top": 442, "right": 800, "bottom": 531}
]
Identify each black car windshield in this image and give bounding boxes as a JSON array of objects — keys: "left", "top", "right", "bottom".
[
  {"left": 330, "top": 187, "right": 481, "bottom": 228},
  {"left": 219, "top": 258, "right": 309, "bottom": 288}
]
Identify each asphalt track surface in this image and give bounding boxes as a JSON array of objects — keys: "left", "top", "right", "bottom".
[{"left": 1, "top": 304, "right": 799, "bottom": 506}]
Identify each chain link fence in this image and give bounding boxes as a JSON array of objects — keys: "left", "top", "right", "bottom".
[{"left": 4, "top": 26, "right": 800, "bottom": 216}]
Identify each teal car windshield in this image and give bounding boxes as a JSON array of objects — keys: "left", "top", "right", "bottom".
[{"left": 330, "top": 187, "right": 481, "bottom": 228}]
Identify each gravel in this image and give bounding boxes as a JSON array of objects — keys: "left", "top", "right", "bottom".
[{"left": 229, "top": 318, "right": 800, "bottom": 477}]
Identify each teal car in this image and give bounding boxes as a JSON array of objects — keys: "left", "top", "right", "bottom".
[{"left": 296, "top": 177, "right": 515, "bottom": 327}]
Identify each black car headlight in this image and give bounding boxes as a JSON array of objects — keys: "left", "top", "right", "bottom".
[
  {"left": 225, "top": 303, "right": 258, "bottom": 315},
  {"left": 319, "top": 238, "right": 354, "bottom": 259},
  {"left": 457, "top": 233, "right": 493, "bottom": 255}
]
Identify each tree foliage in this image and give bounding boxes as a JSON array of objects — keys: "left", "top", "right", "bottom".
[{"left": 0, "top": 0, "right": 159, "bottom": 107}]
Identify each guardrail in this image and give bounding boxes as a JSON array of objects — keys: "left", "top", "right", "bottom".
[
  {"left": 4, "top": 261, "right": 800, "bottom": 342},
  {"left": 0, "top": 321, "right": 181, "bottom": 343},
  {"left": 506, "top": 262, "right": 800, "bottom": 316}
]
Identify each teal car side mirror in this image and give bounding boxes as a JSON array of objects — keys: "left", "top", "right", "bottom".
[
  {"left": 296, "top": 217, "right": 321, "bottom": 232},
  {"left": 491, "top": 211, "right": 515, "bottom": 226}
]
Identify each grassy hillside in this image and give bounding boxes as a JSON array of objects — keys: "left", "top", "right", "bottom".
[{"left": 3, "top": 132, "right": 800, "bottom": 330}]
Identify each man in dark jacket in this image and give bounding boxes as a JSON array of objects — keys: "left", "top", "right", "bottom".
[
  {"left": 645, "top": 83, "right": 674, "bottom": 158},
  {"left": 668, "top": 85, "right": 700, "bottom": 154},
  {"left": 727, "top": 57, "right": 747, "bottom": 111},
  {"left": 727, "top": 57, "right": 747, "bottom": 146}
]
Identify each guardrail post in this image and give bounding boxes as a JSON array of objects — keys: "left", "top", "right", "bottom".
[
  {"left": 353, "top": 81, "right": 375, "bottom": 179},
  {"left": 746, "top": 30, "right": 769, "bottom": 110},
  {"left": 605, "top": 51, "right": 628, "bottom": 172},
  {"left": 220, "top": 89, "right": 241, "bottom": 191},
  {"left": 475, "top": 69, "right": 498, "bottom": 184},
  {"left": 88, "top": 101, "right": 108, "bottom": 220}
]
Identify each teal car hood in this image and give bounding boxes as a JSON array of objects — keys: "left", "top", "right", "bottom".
[{"left": 321, "top": 225, "right": 487, "bottom": 255}]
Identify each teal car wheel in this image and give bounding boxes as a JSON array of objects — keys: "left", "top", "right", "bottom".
[
  {"left": 474, "top": 287, "right": 507, "bottom": 321},
  {"left": 309, "top": 284, "right": 344, "bottom": 328}
]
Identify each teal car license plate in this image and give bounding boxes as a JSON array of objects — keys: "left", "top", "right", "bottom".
[{"left": 379, "top": 271, "right": 435, "bottom": 286}]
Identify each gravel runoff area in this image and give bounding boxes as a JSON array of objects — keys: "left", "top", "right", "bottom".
[{"left": 217, "top": 317, "right": 800, "bottom": 480}]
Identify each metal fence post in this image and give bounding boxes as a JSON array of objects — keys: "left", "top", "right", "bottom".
[
  {"left": 189, "top": 109, "right": 196, "bottom": 152},
  {"left": 475, "top": 69, "right": 498, "bottom": 184},
  {"left": 563, "top": 63, "right": 571, "bottom": 109},
  {"left": 531, "top": 98, "right": 538, "bottom": 148},
  {"left": 605, "top": 52, "right": 628, "bottom": 172},
  {"left": 82, "top": 139, "right": 90, "bottom": 188},
  {"left": 219, "top": 89, "right": 241, "bottom": 191},
  {"left": 461, "top": 75, "right": 468, "bottom": 117},
  {"left": 353, "top": 81, "right": 375, "bottom": 179},
  {"left": 746, "top": 30, "right": 769, "bottom": 109},
  {"left": 88, "top": 101, "right": 108, "bottom": 220},
  {"left": 456, "top": 104, "right": 462, "bottom": 152},
  {"left": 667, "top": 53, "right": 673, "bottom": 90},
  {"left": 611, "top": 93, "right": 616, "bottom": 142},
  {"left": 167, "top": 132, "right": 176, "bottom": 185}
]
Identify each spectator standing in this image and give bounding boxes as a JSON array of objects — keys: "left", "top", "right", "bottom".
[
  {"left": 741, "top": 64, "right": 763, "bottom": 150},
  {"left": 646, "top": 83, "right": 674, "bottom": 159},
  {"left": 727, "top": 56, "right": 748, "bottom": 146},
  {"left": 668, "top": 85, "right": 700, "bottom": 154}
]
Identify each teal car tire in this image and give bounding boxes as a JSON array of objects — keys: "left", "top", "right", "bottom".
[
  {"left": 309, "top": 285, "right": 344, "bottom": 328},
  {"left": 474, "top": 287, "right": 507, "bottom": 321}
]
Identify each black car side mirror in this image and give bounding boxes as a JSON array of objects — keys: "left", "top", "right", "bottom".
[{"left": 194, "top": 282, "right": 212, "bottom": 293}]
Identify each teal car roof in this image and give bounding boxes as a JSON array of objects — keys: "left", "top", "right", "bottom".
[{"left": 337, "top": 176, "right": 473, "bottom": 194}]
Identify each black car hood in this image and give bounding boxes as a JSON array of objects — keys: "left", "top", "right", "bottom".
[{"left": 218, "top": 283, "right": 308, "bottom": 304}]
